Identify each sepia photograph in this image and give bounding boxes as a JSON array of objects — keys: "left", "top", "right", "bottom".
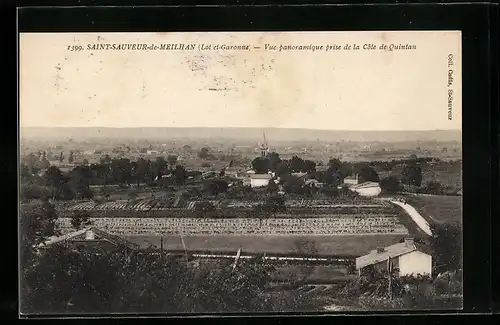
[{"left": 19, "top": 31, "right": 462, "bottom": 315}]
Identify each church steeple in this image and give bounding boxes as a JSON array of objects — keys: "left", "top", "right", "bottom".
[{"left": 260, "top": 131, "right": 268, "bottom": 158}]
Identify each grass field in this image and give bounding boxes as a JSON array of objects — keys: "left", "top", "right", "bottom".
[
  {"left": 125, "top": 234, "right": 405, "bottom": 256},
  {"left": 404, "top": 195, "right": 462, "bottom": 225}
]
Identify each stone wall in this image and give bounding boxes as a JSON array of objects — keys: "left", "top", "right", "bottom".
[{"left": 57, "top": 216, "right": 408, "bottom": 236}]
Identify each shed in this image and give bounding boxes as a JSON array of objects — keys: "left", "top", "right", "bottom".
[{"left": 355, "top": 238, "right": 432, "bottom": 277}]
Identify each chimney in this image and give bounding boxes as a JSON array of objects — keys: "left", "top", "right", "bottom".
[
  {"left": 404, "top": 237, "right": 415, "bottom": 248},
  {"left": 85, "top": 229, "right": 95, "bottom": 240},
  {"left": 376, "top": 247, "right": 385, "bottom": 253}
]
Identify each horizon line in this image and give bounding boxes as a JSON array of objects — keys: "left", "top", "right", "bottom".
[{"left": 20, "top": 126, "right": 462, "bottom": 132}]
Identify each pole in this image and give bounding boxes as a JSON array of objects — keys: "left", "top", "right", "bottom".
[
  {"left": 388, "top": 257, "right": 393, "bottom": 300},
  {"left": 160, "top": 236, "right": 164, "bottom": 257}
]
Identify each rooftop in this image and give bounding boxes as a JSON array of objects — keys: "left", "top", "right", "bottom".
[
  {"left": 38, "top": 226, "right": 140, "bottom": 250},
  {"left": 351, "top": 181, "right": 380, "bottom": 189},
  {"left": 250, "top": 174, "right": 272, "bottom": 179},
  {"left": 355, "top": 239, "right": 430, "bottom": 270}
]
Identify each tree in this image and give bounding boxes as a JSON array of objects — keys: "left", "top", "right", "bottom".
[
  {"left": 173, "top": 165, "right": 187, "bottom": 185},
  {"left": 262, "top": 196, "right": 286, "bottom": 218},
  {"left": 40, "top": 152, "right": 51, "bottom": 169},
  {"left": 290, "top": 156, "right": 305, "bottom": 172},
  {"left": 68, "top": 151, "right": 74, "bottom": 164},
  {"left": 167, "top": 155, "right": 178, "bottom": 169},
  {"left": 251, "top": 157, "right": 270, "bottom": 174},
  {"left": 267, "top": 179, "right": 278, "bottom": 194},
  {"left": 71, "top": 211, "right": 93, "bottom": 230},
  {"left": 358, "top": 165, "right": 380, "bottom": 183},
  {"left": 424, "top": 181, "right": 443, "bottom": 195},
  {"left": 267, "top": 152, "right": 281, "bottom": 172},
  {"left": 19, "top": 200, "right": 59, "bottom": 270},
  {"left": 430, "top": 223, "right": 462, "bottom": 273},
  {"left": 204, "top": 179, "right": 229, "bottom": 197},
  {"left": 380, "top": 161, "right": 393, "bottom": 178},
  {"left": 198, "top": 147, "right": 210, "bottom": 160},
  {"left": 292, "top": 238, "right": 318, "bottom": 283},
  {"left": 59, "top": 152, "right": 64, "bottom": 163},
  {"left": 328, "top": 158, "right": 342, "bottom": 172},
  {"left": 402, "top": 164, "right": 423, "bottom": 187},
  {"left": 380, "top": 176, "right": 402, "bottom": 194},
  {"left": 135, "top": 158, "right": 151, "bottom": 185}
]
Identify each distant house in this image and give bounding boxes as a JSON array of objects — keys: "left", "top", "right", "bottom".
[
  {"left": 355, "top": 238, "right": 432, "bottom": 277},
  {"left": 343, "top": 174, "right": 359, "bottom": 186},
  {"left": 304, "top": 179, "right": 324, "bottom": 188},
  {"left": 349, "top": 181, "right": 382, "bottom": 197},
  {"left": 147, "top": 150, "right": 159, "bottom": 155},
  {"left": 291, "top": 172, "right": 308, "bottom": 179},
  {"left": 224, "top": 167, "right": 244, "bottom": 178},
  {"left": 250, "top": 174, "right": 272, "bottom": 188},
  {"left": 38, "top": 227, "right": 140, "bottom": 254}
]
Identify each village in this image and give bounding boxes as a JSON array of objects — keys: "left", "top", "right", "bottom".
[{"left": 20, "top": 132, "right": 462, "bottom": 313}]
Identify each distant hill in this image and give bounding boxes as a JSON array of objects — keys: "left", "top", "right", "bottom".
[{"left": 20, "top": 127, "right": 461, "bottom": 143}]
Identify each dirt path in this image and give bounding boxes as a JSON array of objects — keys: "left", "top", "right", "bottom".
[{"left": 390, "top": 200, "right": 433, "bottom": 236}]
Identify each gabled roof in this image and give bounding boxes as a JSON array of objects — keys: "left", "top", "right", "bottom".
[
  {"left": 351, "top": 181, "right": 380, "bottom": 189},
  {"left": 355, "top": 241, "right": 430, "bottom": 270},
  {"left": 38, "top": 227, "right": 140, "bottom": 251},
  {"left": 250, "top": 174, "right": 272, "bottom": 179}
]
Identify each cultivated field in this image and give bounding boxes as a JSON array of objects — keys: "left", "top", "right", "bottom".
[
  {"left": 124, "top": 234, "right": 405, "bottom": 257},
  {"left": 404, "top": 195, "right": 462, "bottom": 225}
]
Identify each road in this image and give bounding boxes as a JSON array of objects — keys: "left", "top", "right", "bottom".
[{"left": 390, "top": 200, "right": 433, "bottom": 236}]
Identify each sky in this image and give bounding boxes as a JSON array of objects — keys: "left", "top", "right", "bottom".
[{"left": 20, "top": 31, "right": 462, "bottom": 131}]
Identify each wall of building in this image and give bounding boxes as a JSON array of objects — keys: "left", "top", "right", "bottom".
[
  {"left": 398, "top": 251, "right": 432, "bottom": 277},
  {"left": 250, "top": 178, "right": 270, "bottom": 188},
  {"left": 56, "top": 216, "right": 408, "bottom": 236}
]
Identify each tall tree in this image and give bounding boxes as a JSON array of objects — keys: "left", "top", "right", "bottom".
[
  {"left": 358, "top": 165, "right": 380, "bottom": 183},
  {"left": 251, "top": 157, "right": 270, "bottom": 174},
  {"left": 173, "top": 165, "right": 188, "bottom": 185},
  {"left": 402, "top": 164, "right": 423, "bottom": 187}
]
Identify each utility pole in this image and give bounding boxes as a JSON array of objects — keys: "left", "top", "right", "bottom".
[
  {"left": 160, "top": 236, "right": 164, "bottom": 258},
  {"left": 387, "top": 257, "right": 393, "bottom": 300}
]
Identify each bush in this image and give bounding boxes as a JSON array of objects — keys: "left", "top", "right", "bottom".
[{"left": 21, "top": 184, "right": 53, "bottom": 201}]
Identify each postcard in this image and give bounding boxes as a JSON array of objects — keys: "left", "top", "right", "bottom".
[{"left": 19, "top": 31, "right": 462, "bottom": 315}]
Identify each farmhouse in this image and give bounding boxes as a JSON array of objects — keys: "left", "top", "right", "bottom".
[
  {"left": 349, "top": 181, "right": 382, "bottom": 197},
  {"left": 38, "top": 226, "right": 140, "bottom": 254},
  {"left": 250, "top": 174, "right": 272, "bottom": 188},
  {"left": 355, "top": 238, "right": 432, "bottom": 277}
]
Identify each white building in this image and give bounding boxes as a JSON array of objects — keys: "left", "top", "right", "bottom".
[
  {"left": 250, "top": 174, "right": 272, "bottom": 188},
  {"left": 355, "top": 238, "right": 432, "bottom": 277},
  {"left": 343, "top": 174, "right": 359, "bottom": 186},
  {"left": 349, "top": 181, "right": 382, "bottom": 197}
]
